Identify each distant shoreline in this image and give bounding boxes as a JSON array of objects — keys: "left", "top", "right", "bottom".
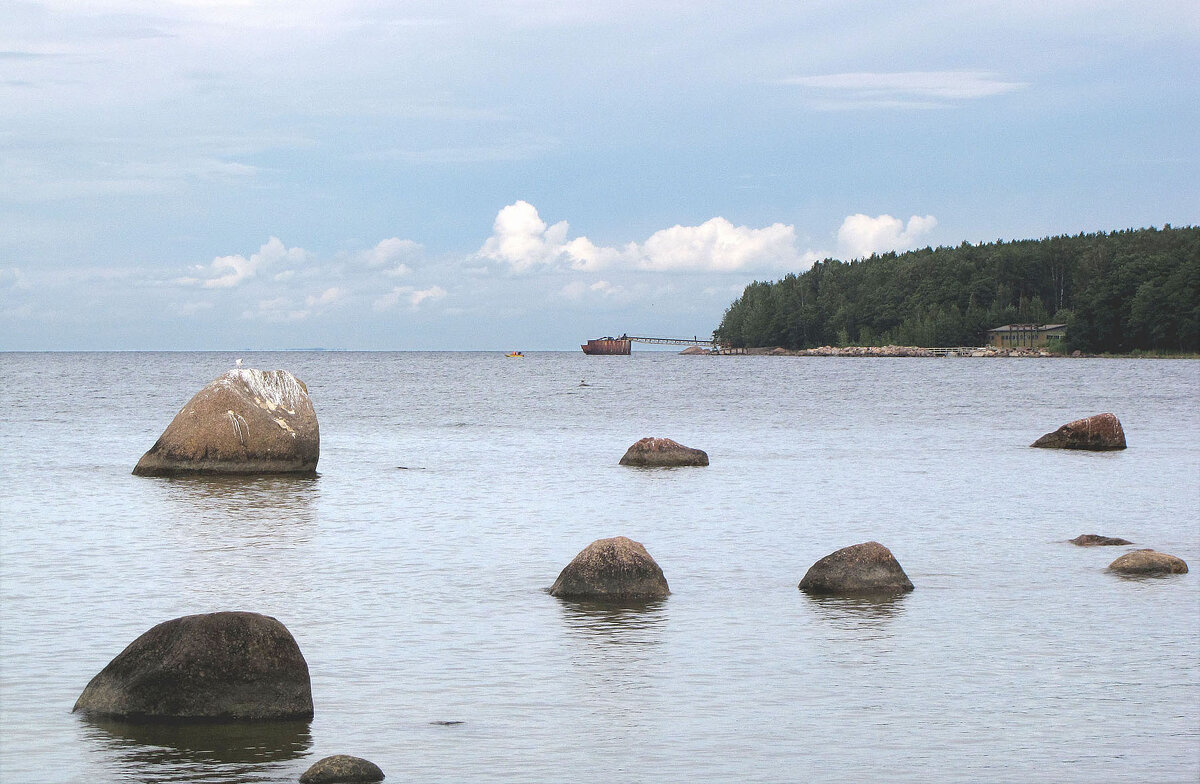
[{"left": 684, "top": 345, "right": 1200, "bottom": 359}]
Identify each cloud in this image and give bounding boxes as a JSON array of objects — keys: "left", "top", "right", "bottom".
[
  {"left": 478, "top": 200, "right": 570, "bottom": 272},
  {"left": 638, "top": 218, "right": 804, "bottom": 272},
  {"left": 373, "top": 284, "right": 447, "bottom": 311},
  {"left": 362, "top": 137, "right": 557, "bottom": 165},
  {"left": 364, "top": 237, "right": 423, "bottom": 269},
  {"left": 234, "top": 285, "right": 344, "bottom": 323},
  {"left": 181, "top": 236, "right": 308, "bottom": 288},
  {"left": 561, "top": 279, "right": 622, "bottom": 300},
  {"left": 172, "top": 300, "right": 213, "bottom": 316},
  {"left": 305, "top": 287, "right": 343, "bottom": 307},
  {"left": 0, "top": 267, "right": 29, "bottom": 290},
  {"left": 479, "top": 201, "right": 814, "bottom": 274},
  {"left": 780, "top": 71, "right": 1027, "bottom": 109},
  {"left": 247, "top": 296, "right": 309, "bottom": 323},
  {"left": 836, "top": 214, "right": 938, "bottom": 259},
  {"left": 408, "top": 285, "right": 446, "bottom": 306}
]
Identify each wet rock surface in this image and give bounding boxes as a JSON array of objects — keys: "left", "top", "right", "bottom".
[
  {"left": 299, "top": 755, "right": 385, "bottom": 783},
  {"left": 1031, "top": 413, "right": 1126, "bottom": 451},
  {"left": 550, "top": 536, "right": 670, "bottom": 601},
  {"left": 799, "top": 541, "right": 915, "bottom": 596},
  {"left": 73, "top": 611, "right": 313, "bottom": 721},
  {"left": 619, "top": 437, "right": 709, "bottom": 467},
  {"left": 1108, "top": 549, "right": 1188, "bottom": 576},
  {"left": 1070, "top": 534, "right": 1134, "bottom": 546},
  {"left": 133, "top": 368, "right": 320, "bottom": 476}
]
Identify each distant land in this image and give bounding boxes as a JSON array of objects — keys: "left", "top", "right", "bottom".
[{"left": 714, "top": 226, "right": 1199, "bottom": 355}]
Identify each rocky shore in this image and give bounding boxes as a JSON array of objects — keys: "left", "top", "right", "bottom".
[{"left": 686, "top": 344, "right": 1064, "bottom": 357}]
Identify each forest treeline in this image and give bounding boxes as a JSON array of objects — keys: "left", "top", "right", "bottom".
[{"left": 713, "top": 226, "right": 1199, "bottom": 353}]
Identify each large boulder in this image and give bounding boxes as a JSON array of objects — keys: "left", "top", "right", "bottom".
[
  {"left": 619, "top": 437, "right": 708, "bottom": 467},
  {"left": 1108, "top": 549, "right": 1189, "bottom": 576},
  {"left": 73, "top": 611, "right": 314, "bottom": 721},
  {"left": 799, "top": 541, "right": 915, "bottom": 596},
  {"left": 1070, "top": 534, "right": 1133, "bottom": 546},
  {"left": 1031, "top": 413, "right": 1126, "bottom": 451},
  {"left": 549, "top": 536, "right": 670, "bottom": 601},
  {"left": 134, "top": 369, "right": 319, "bottom": 476},
  {"left": 300, "top": 755, "right": 385, "bottom": 783}
]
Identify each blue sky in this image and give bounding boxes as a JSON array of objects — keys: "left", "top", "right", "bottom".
[{"left": 2, "top": 0, "right": 1197, "bottom": 350}]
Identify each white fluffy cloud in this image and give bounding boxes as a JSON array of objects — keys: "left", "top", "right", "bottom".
[
  {"left": 478, "top": 201, "right": 570, "bottom": 272},
  {"left": 478, "top": 201, "right": 811, "bottom": 274},
  {"left": 153, "top": 206, "right": 934, "bottom": 337},
  {"left": 364, "top": 237, "right": 423, "bottom": 271},
  {"left": 836, "top": 214, "right": 937, "bottom": 259},
  {"left": 638, "top": 218, "right": 801, "bottom": 272},
  {"left": 180, "top": 236, "right": 308, "bottom": 288}
]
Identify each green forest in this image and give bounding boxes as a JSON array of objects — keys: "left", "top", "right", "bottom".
[{"left": 713, "top": 226, "right": 1199, "bottom": 354}]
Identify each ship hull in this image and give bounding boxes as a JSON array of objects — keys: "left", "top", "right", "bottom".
[{"left": 581, "top": 339, "right": 631, "bottom": 355}]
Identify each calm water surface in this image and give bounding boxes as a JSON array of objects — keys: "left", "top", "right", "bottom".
[{"left": 1, "top": 352, "right": 1198, "bottom": 783}]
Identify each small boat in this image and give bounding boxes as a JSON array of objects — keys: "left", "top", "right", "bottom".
[{"left": 505, "top": 351, "right": 524, "bottom": 358}]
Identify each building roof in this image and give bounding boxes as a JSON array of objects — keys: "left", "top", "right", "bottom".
[{"left": 987, "top": 323, "right": 1067, "bottom": 333}]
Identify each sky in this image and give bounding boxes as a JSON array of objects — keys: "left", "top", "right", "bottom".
[{"left": 1, "top": 0, "right": 1197, "bottom": 350}]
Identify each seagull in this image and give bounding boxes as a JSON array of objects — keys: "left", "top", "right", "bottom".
[{"left": 235, "top": 358, "right": 243, "bottom": 367}]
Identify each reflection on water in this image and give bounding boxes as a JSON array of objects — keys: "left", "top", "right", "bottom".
[
  {"left": 555, "top": 597, "right": 669, "bottom": 705},
  {"left": 802, "top": 593, "right": 909, "bottom": 624},
  {"left": 79, "top": 717, "right": 311, "bottom": 783},
  {"left": 153, "top": 475, "right": 319, "bottom": 545},
  {"left": 555, "top": 597, "right": 669, "bottom": 646},
  {"left": 153, "top": 474, "right": 319, "bottom": 513},
  {"left": 1108, "top": 571, "right": 1190, "bottom": 583}
]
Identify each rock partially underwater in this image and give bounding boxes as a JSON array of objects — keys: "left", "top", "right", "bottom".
[
  {"left": 1031, "top": 413, "right": 1126, "bottom": 451},
  {"left": 619, "top": 437, "right": 709, "bottom": 467},
  {"left": 73, "top": 611, "right": 314, "bottom": 721},
  {"left": 1108, "top": 549, "right": 1188, "bottom": 576},
  {"left": 550, "top": 536, "right": 670, "bottom": 601},
  {"left": 1070, "top": 534, "right": 1134, "bottom": 546},
  {"left": 133, "top": 369, "right": 319, "bottom": 476},
  {"left": 799, "top": 541, "right": 915, "bottom": 597},
  {"left": 299, "top": 755, "right": 385, "bottom": 783}
]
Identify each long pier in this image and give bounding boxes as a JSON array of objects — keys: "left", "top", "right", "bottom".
[
  {"left": 583, "top": 335, "right": 987, "bottom": 356},
  {"left": 624, "top": 335, "right": 717, "bottom": 348},
  {"left": 581, "top": 334, "right": 720, "bottom": 355}
]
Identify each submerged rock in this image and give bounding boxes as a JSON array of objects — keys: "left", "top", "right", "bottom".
[
  {"left": 299, "top": 755, "right": 385, "bottom": 783},
  {"left": 619, "top": 437, "right": 708, "bottom": 467},
  {"left": 550, "top": 536, "right": 670, "bottom": 601},
  {"left": 133, "top": 368, "right": 319, "bottom": 476},
  {"left": 1070, "top": 534, "right": 1134, "bottom": 546},
  {"left": 1031, "top": 413, "right": 1126, "bottom": 451},
  {"left": 799, "top": 541, "right": 915, "bottom": 596},
  {"left": 73, "top": 611, "right": 313, "bottom": 721},
  {"left": 1108, "top": 549, "right": 1188, "bottom": 576}
]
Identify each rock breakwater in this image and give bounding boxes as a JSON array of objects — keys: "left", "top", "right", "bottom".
[{"left": 733, "top": 345, "right": 1060, "bottom": 357}]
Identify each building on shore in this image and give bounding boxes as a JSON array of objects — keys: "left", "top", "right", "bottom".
[{"left": 986, "top": 323, "right": 1067, "bottom": 349}]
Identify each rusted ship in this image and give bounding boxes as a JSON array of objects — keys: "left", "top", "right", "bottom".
[{"left": 581, "top": 336, "right": 631, "bottom": 355}]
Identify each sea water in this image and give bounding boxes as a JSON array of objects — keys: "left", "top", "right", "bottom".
[{"left": 0, "top": 351, "right": 1197, "bottom": 783}]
